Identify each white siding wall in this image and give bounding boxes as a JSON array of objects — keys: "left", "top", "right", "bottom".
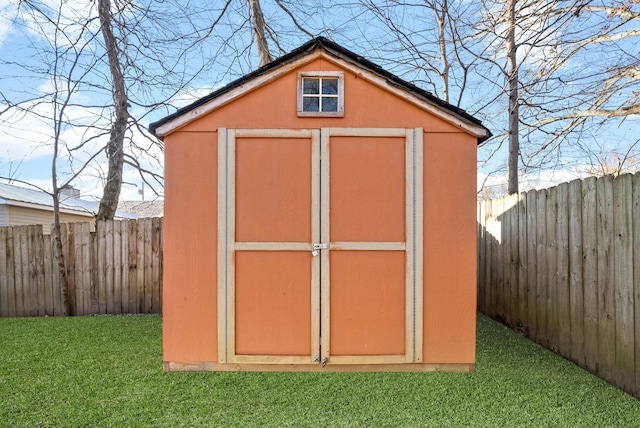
[
  {"left": 6, "top": 205, "right": 94, "bottom": 233},
  {"left": 0, "top": 205, "right": 6, "bottom": 226}
]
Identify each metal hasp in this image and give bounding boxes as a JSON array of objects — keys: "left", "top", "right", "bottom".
[{"left": 312, "top": 243, "right": 329, "bottom": 256}]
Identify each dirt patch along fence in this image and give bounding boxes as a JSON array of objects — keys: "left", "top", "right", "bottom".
[
  {"left": 0, "top": 218, "right": 162, "bottom": 317},
  {"left": 477, "top": 172, "right": 640, "bottom": 399}
]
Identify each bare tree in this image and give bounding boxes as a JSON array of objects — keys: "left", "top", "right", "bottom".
[
  {"left": 355, "top": 0, "right": 480, "bottom": 106},
  {"left": 506, "top": 0, "right": 519, "bottom": 194},
  {"left": 519, "top": 1, "right": 640, "bottom": 166},
  {"left": 96, "top": 0, "right": 127, "bottom": 220},
  {"left": 1, "top": 0, "right": 106, "bottom": 315},
  {"left": 461, "top": 0, "right": 586, "bottom": 193},
  {"left": 248, "top": 0, "right": 273, "bottom": 66}
]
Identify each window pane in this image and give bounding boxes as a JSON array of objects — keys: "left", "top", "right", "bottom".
[
  {"left": 303, "top": 97, "right": 319, "bottom": 112},
  {"left": 322, "top": 78, "right": 338, "bottom": 95},
  {"left": 303, "top": 78, "right": 320, "bottom": 94},
  {"left": 322, "top": 97, "right": 338, "bottom": 112}
]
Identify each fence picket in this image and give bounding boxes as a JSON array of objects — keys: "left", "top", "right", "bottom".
[
  {"left": 121, "top": 221, "right": 130, "bottom": 314},
  {"left": 517, "top": 194, "right": 527, "bottom": 333},
  {"left": 97, "top": 221, "right": 107, "bottom": 314},
  {"left": 509, "top": 195, "right": 519, "bottom": 328},
  {"left": 501, "top": 196, "right": 510, "bottom": 325},
  {"left": 136, "top": 220, "right": 146, "bottom": 312},
  {"left": 556, "top": 183, "right": 571, "bottom": 358},
  {"left": 13, "top": 227, "right": 25, "bottom": 316},
  {"left": 6, "top": 228, "right": 16, "bottom": 317},
  {"left": 484, "top": 198, "right": 494, "bottom": 317},
  {"left": 581, "top": 176, "right": 599, "bottom": 373},
  {"left": 525, "top": 191, "right": 537, "bottom": 340},
  {"left": 113, "top": 220, "right": 123, "bottom": 314},
  {"left": 71, "top": 223, "right": 84, "bottom": 316},
  {"left": 568, "top": 179, "right": 585, "bottom": 367},
  {"left": 66, "top": 224, "right": 77, "bottom": 316},
  {"left": 597, "top": 175, "right": 616, "bottom": 383},
  {"left": 90, "top": 227, "right": 100, "bottom": 314},
  {"left": 546, "top": 187, "right": 559, "bottom": 352},
  {"left": 612, "top": 174, "right": 634, "bottom": 394},
  {"left": 33, "top": 225, "right": 45, "bottom": 316},
  {"left": 151, "top": 218, "right": 162, "bottom": 313},
  {"left": 144, "top": 219, "right": 153, "bottom": 313},
  {"left": 81, "top": 222, "right": 92, "bottom": 314},
  {"left": 25, "top": 227, "right": 35, "bottom": 316},
  {"left": 632, "top": 173, "right": 640, "bottom": 398},
  {"left": 105, "top": 220, "right": 115, "bottom": 314},
  {"left": 0, "top": 228, "right": 8, "bottom": 316},
  {"left": 535, "top": 189, "right": 548, "bottom": 346},
  {"left": 128, "top": 220, "right": 138, "bottom": 313}
]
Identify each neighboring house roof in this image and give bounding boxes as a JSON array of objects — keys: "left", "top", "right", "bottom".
[
  {"left": 149, "top": 36, "right": 492, "bottom": 143},
  {"left": 118, "top": 200, "right": 164, "bottom": 218},
  {"left": 0, "top": 182, "right": 137, "bottom": 219}
]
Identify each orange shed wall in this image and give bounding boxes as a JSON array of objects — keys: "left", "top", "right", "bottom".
[
  {"left": 163, "top": 131, "right": 218, "bottom": 362},
  {"left": 178, "top": 58, "right": 462, "bottom": 131},
  {"left": 163, "top": 55, "right": 478, "bottom": 365},
  {"left": 422, "top": 132, "right": 477, "bottom": 364}
]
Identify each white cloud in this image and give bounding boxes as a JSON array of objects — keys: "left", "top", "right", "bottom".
[
  {"left": 16, "top": 0, "right": 99, "bottom": 48},
  {"left": 0, "top": 0, "right": 18, "bottom": 48}
]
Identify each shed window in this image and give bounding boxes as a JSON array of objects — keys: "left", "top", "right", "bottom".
[{"left": 298, "top": 72, "right": 344, "bottom": 117}]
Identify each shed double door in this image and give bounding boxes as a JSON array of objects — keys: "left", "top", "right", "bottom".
[{"left": 217, "top": 128, "right": 423, "bottom": 368}]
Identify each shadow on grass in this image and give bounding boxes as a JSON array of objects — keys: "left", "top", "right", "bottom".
[{"left": 0, "top": 313, "right": 638, "bottom": 427}]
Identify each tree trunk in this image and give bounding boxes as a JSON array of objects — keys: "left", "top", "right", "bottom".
[
  {"left": 248, "top": 0, "right": 273, "bottom": 66},
  {"left": 506, "top": 0, "right": 519, "bottom": 195},
  {"left": 97, "top": 0, "right": 127, "bottom": 220},
  {"left": 435, "top": 1, "right": 450, "bottom": 103},
  {"left": 52, "top": 197, "right": 73, "bottom": 316}
]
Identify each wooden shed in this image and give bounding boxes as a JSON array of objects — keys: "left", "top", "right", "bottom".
[{"left": 149, "top": 37, "right": 491, "bottom": 372}]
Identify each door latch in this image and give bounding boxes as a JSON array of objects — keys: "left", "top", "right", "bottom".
[{"left": 312, "top": 243, "right": 329, "bottom": 256}]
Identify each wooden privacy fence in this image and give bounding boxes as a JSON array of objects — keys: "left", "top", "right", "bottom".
[
  {"left": 0, "top": 218, "right": 162, "bottom": 317},
  {"left": 477, "top": 172, "right": 640, "bottom": 399}
]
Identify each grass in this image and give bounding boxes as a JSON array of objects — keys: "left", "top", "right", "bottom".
[{"left": 1, "top": 314, "right": 638, "bottom": 427}]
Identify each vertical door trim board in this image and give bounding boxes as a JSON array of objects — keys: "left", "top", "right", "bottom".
[
  {"left": 217, "top": 128, "right": 230, "bottom": 364},
  {"left": 405, "top": 128, "right": 416, "bottom": 363},
  {"left": 310, "top": 129, "right": 321, "bottom": 362},
  {"left": 319, "top": 129, "right": 331, "bottom": 364},
  {"left": 413, "top": 128, "right": 424, "bottom": 363}
]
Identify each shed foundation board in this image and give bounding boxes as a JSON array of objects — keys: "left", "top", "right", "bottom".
[{"left": 164, "top": 362, "right": 475, "bottom": 373}]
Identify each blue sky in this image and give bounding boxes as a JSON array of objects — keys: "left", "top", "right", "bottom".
[{"left": 1, "top": 0, "right": 638, "bottom": 200}]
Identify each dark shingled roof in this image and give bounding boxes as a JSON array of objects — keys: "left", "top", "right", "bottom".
[{"left": 148, "top": 36, "right": 491, "bottom": 143}]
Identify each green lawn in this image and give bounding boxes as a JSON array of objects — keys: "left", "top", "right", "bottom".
[{"left": 1, "top": 314, "right": 638, "bottom": 427}]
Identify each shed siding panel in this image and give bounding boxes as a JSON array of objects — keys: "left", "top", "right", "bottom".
[
  {"left": 180, "top": 58, "right": 465, "bottom": 134},
  {"left": 0, "top": 205, "right": 6, "bottom": 225},
  {"left": 422, "top": 132, "right": 477, "bottom": 364},
  {"left": 163, "top": 130, "right": 218, "bottom": 363}
]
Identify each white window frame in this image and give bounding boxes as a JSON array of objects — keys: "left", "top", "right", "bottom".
[{"left": 297, "top": 71, "right": 344, "bottom": 117}]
